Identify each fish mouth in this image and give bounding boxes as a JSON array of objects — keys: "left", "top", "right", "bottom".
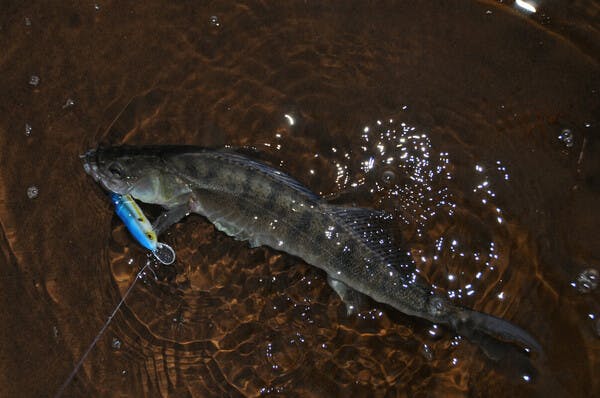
[{"left": 81, "top": 149, "right": 101, "bottom": 182}]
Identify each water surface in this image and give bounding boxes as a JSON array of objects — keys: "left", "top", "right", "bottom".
[{"left": 0, "top": 1, "right": 599, "bottom": 397}]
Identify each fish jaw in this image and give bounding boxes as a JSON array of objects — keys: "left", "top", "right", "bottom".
[{"left": 81, "top": 149, "right": 100, "bottom": 181}]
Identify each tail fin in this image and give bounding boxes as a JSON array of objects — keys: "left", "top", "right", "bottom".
[{"left": 455, "top": 309, "right": 542, "bottom": 354}]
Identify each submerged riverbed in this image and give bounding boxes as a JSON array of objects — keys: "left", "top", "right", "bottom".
[{"left": 0, "top": 1, "right": 599, "bottom": 397}]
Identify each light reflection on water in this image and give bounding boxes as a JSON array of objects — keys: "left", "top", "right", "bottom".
[
  {"left": 259, "top": 114, "right": 526, "bottom": 311},
  {"left": 75, "top": 104, "right": 598, "bottom": 395},
  {"left": 353, "top": 118, "right": 455, "bottom": 236}
]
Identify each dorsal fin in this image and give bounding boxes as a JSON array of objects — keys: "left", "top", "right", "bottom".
[
  {"left": 117, "top": 145, "right": 318, "bottom": 202},
  {"left": 325, "top": 205, "right": 416, "bottom": 275},
  {"left": 214, "top": 149, "right": 321, "bottom": 201}
]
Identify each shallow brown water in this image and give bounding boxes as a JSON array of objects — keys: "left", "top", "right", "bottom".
[{"left": 1, "top": 1, "right": 599, "bottom": 397}]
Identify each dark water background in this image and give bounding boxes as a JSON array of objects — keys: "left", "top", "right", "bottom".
[{"left": 1, "top": 1, "right": 599, "bottom": 397}]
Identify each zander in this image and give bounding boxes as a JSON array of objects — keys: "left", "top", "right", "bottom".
[{"left": 82, "top": 145, "right": 541, "bottom": 354}]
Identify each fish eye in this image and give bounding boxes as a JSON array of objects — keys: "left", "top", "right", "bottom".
[{"left": 108, "top": 163, "right": 124, "bottom": 178}]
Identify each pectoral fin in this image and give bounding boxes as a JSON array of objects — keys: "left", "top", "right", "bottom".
[
  {"left": 327, "top": 276, "right": 368, "bottom": 316},
  {"left": 152, "top": 204, "right": 191, "bottom": 236}
]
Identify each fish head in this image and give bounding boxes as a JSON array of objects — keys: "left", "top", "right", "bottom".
[{"left": 81, "top": 146, "right": 170, "bottom": 203}]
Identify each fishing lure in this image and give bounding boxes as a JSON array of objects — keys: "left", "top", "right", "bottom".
[{"left": 110, "top": 192, "right": 176, "bottom": 265}]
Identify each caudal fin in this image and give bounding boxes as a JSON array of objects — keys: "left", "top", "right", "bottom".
[{"left": 456, "top": 309, "right": 542, "bottom": 354}]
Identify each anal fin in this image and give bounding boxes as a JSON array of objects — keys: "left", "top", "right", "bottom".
[{"left": 327, "top": 275, "right": 368, "bottom": 316}]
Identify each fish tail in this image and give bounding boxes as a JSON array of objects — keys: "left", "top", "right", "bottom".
[{"left": 454, "top": 309, "right": 542, "bottom": 354}]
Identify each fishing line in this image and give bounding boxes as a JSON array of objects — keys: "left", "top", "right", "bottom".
[{"left": 54, "top": 262, "right": 153, "bottom": 398}]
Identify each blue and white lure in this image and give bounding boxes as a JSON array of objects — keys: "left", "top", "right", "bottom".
[{"left": 110, "top": 192, "right": 176, "bottom": 265}]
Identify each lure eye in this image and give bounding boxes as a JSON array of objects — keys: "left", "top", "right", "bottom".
[{"left": 108, "top": 163, "right": 124, "bottom": 178}]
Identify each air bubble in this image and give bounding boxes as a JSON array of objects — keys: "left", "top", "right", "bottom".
[
  {"left": 558, "top": 129, "right": 574, "bottom": 148},
  {"left": 575, "top": 268, "right": 598, "bottom": 293},
  {"left": 25, "top": 123, "right": 32, "bottom": 136},
  {"left": 427, "top": 324, "right": 443, "bottom": 339},
  {"left": 209, "top": 15, "right": 220, "bottom": 27},
  {"left": 27, "top": 185, "right": 39, "bottom": 199},
  {"left": 111, "top": 337, "right": 122, "bottom": 350},
  {"left": 421, "top": 344, "right": 433, "bottom": 361},
  {"left": 29, "top": 75, "right": 40, "bottom": 87},
  {"left": 62, "top": 98, "right": 75, "bottom": 108}
]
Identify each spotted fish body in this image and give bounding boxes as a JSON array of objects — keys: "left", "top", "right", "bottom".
[
  {"left": 82, "top": 146, "right": 541, "bottom": 353},
  {"left": 169, "top": 152, "right": 432, "bottom": 316}
]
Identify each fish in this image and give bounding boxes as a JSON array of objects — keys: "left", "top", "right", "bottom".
[
  {"left": 81, "top": 145, "right": 542, "bottom": 354},
  {"left": 110, "top": 192, "right": 176, "bottom": 265}
]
